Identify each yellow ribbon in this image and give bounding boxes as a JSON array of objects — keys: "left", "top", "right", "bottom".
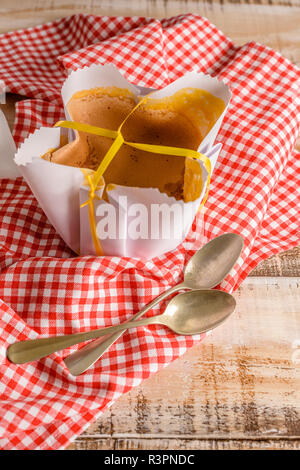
[
  {"left": 54, "top": 96, "right": 211, "bottom": 256},
  {"left": 80, "top": 171, "right": 104, "bottom": 256}
]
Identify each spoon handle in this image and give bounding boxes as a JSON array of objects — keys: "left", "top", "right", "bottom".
[
  {"left": 8, "top": 315, "right": 167, "bottom": 365},
  {"left": 7, "top": 284, "right": 185, "bottom": 365},
  {"left": 64, "top": 283, "right": 186, "bottom": 375}
]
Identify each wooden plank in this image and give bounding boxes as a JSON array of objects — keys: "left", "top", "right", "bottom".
[
  {"left": 251, "top": 247, "right": 300, "bottom": 277},
  {"left": 69, "top": 277, "right": 300, "bottom": 449},
  {"left": 69, "top": 437, "right": 300, "bottom": 450}
]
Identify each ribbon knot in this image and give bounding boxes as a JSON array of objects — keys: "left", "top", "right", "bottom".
[
  {"left": 79, "top": 173, "right": 104, "bottom": 255},
  {"left": 80, "top": 174, "right": 102, "bottom": 209}
]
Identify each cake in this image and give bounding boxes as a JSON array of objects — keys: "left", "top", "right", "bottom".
[{"left": 43, "top": 86, "right": 225, "bottom": 202}]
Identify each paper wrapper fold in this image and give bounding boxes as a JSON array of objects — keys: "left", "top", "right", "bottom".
[
  {"left": 14, "top": 64, "right": 231, "bottom": 258},
  {"left": 0, "top": 109, "right": 20, "bottom": 179}
]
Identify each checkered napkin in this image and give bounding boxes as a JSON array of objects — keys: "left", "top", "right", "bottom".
[{"left": 0, "top": 14, "right": 299, "bottom": 450}]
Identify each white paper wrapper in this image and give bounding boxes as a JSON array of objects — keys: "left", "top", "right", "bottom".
[
  {"left": 0, "top": 109, "right": 20, "bottom": 178},
  {"left": 14, "top": 64, "right": 231, "bottom": 258}
]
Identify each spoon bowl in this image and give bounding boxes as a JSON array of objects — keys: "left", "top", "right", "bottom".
[
  {"left": 183, "top": 233, "right": 244, "bottom": 289},
  {"left": 160, "top": 289, "right": 236, "bottom": 335}
]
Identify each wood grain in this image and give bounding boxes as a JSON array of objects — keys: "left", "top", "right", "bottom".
[
  {"left": 70, "top": 438, "right": 300, "bottom": 450},
  {"left": 69, "top": 277, "right": 300, "bottom": 450},
  {"left": 251, "top": 247, "right": 300, "bottom": 277},
  {"left": 69, "top": 437, "right": 300, "bottom": 450}
]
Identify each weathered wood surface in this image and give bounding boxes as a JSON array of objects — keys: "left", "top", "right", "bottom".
[
  {"left": 70, "top": 439, "right": 300, "bottom": 450},
  {"left": 69, "top": 277, "right": 300, "bottom": 450},
  {"left": 251, "top": 247, "right": 300, "bottom": 277},
  {"left": 0, "top": 0, "right": 299, "bottom": 451}
]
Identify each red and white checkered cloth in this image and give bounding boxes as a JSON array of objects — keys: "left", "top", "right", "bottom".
[{"left": 0, "top": 14, "right": 299, "bottom": 450}]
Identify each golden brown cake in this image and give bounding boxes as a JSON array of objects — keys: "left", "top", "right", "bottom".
[{"left": 43, "top": 86, "right": 225, "bottom": 202}]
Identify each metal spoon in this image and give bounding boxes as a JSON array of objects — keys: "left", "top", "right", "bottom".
[
  {"left": 7, "top": 290, "right": 236, "bottom": 364},
  {"left": 64, "top": 232, "right": 243, "bottom": 375}
]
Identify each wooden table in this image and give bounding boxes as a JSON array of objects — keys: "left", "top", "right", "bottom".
[{"left": 1, "top": 0, "right": 299, "bottom": 451}]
